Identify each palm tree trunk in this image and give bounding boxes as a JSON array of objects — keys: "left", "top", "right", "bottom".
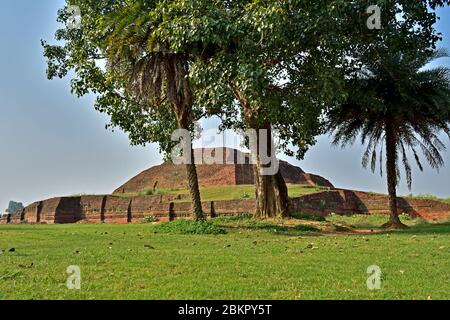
[
  {"left": 154, "top": 54, "right": 204, "bottom": 220},
  {"left": 383, "top": 121, "right": 408, "bottom": 229},
  {"left": 186, "top": 161, "right": 204, "bottom": 221},
  {"left": 177, "top": 119, "right": 204, "bottom": 221}
]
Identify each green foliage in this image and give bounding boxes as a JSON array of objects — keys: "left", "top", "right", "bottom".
[
  {"left": 399, "top": 213, "right": 412, "bottom": 221},
  {"left": 142, "top": 216, "right": 158, "bottom": 223},
  {"left": 240, "top": 192, "right": 251, "bottom": 199},
  {"left": 151, "top": 220, "right": 227, "bottom": 235},
  {"left": 138, "top": 189, "right": 165, "bottom": 196},
  {"left": 42, "top": 0, "right": 450, "bottom": 220},
  {"left": 293, "top": 224, "right": 320, "bottom": 232},
  {"left": 328, "top": 50, "right": 450, "bottom": 191},
  {"left": 6, "top": 201, "right": 24, "bottom": 214},
  {"left": 291, "top": 213, "right": 326, "bottom": 222},
  {"left": 211, "top": 214, "right": 254, "bottom": 224},
  {"left": 191, "top": 0, "right": 347, "bottom": 159},
  {"left": 41, "top": 0, "right": 226, "bottom": 155}
]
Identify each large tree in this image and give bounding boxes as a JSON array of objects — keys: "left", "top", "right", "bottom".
[
  {"left": 42, "top": 0, "right": 234, "bottom": 220},
  {"left": 328, "top": 50, "right": 450, "bottom": 228},
  {"left": 191, "top": 0, "right": 346, "bottom": 218},
  {"left": 326, "top": 0, "right": 450, "bottom": 228}
]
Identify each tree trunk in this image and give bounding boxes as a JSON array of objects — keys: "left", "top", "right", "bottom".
[
  {"left": 252, "top": 126, "right": 290, "bottom": 219},
  {"left": 231, "top": 86, "right": 290, "bottom": 219},
  {"left": 383, "top": 120, "right": 408, "bottom": 229},
  {"left": 254, "top": 165, "right": 290, "bottom": 218},
  {"left": 177, "top": 120, "right": 204, "bottom": 221},
  {"left": 184, "top": 140, "right": 204, "bottom": 221},
  {"left": 186, "top": 161, "right": 204, "bottom": 221},
  {"left": 163, "top": 54, "right": 204, "bottom": 220},
  {"left": 179, "top": 122, "right": 205, "bottom": 221}
]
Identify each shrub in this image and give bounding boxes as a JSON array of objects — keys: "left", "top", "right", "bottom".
[
  {"left": 151, "top": 220, "right": 227, "bottom": 235},
  {"left": 240, "top": 192, "right": 251, "bottom": 199},
  {"left": 142, "top": 215, "right": 158, "bottom": 223},
  {"left": 212, "top": 214, "right": 253, "bottom": 224},
  {"left": 138, "top": 189, "right": 165, "bottom": 196},
  {"left": 293, "top": 224, "right": 320, "bottom": 232},
  {"left": 399, "top": 213, "right": 412, "bottom": 221},
  {"left": 291, "top": 212, "right": 326, "bottom": 222}
]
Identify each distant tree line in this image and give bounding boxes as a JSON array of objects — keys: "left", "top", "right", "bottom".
[{"left": 5, "top": 201, "right": 24, "bottom": 215}]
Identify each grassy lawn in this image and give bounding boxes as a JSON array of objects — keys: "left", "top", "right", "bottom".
[
  {"left": 195, "top": 184, "right": 329, "bottom": 201},
  {"left": 404, "top": 194, "right": 450, "bottom": 204},
  {"left": 0, "top": 215, "right": 449, "bottom": 300},
  {"left": 123, "top": 184, "right": 329, "bottom": 202},
  {"left": 117, "top": 185, "right": 450, "bottom": 205}
]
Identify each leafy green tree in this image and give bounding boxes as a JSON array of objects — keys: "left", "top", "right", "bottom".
[
  {"left": 42, "top": 0, "right": 233, "bottom": 220},
  {"left": 326, "top": 0, "right": 450, "bottom": 228},
  {"left": 328, "top": 51, "right": 450, "bottom": 228},
  {"left": 6, "top": 201, "right": 24, "bottom": 215},
  {"left": 191, "top": 0, "right": 346, "bottom": 218},
  {"left": 42, "top": 0, "right": 450, "bottom": 223}
]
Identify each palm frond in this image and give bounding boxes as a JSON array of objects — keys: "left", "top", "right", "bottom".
[{"left": 326, "top": 50, "right": 450, "bottom": 190}]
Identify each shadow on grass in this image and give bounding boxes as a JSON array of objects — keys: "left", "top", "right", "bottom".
[
  {"left": 345, "top": 220, "right": 450, "bottom": 236},
  {"left": 0, "top": 225, "right": 57, "bottom": 232},
  {"left": 394, "top": 221, "right": 450, "bottom": 235},
  {"left": 212, "top": 216, "right": 322, "bottom": 236}
]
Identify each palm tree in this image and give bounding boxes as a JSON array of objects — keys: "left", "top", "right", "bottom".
[
  {"left": 101, "top": 2, "right": 204, "bottom": 220},
  {"left": 327, "top": 51, "right": 450, "bottom": 229}
]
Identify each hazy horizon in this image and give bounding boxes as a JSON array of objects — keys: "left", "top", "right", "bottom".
[{"left": 1, "top": 1, "right": 450, "bottom": 211}]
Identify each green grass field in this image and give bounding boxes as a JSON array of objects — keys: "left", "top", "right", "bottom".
[{"left": 1, "top": 215, "right": 449, "bottom": 300}]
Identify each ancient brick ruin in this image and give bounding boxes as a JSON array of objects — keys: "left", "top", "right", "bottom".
[
  {"left": 113, "top": 148, "right": 334, "bottom": 194},
  {"left": 2, "top": 189, "right": 450, "bottom": 225},
  {"left": 2, "top": 147, "right": 450, "bottom": 224}
]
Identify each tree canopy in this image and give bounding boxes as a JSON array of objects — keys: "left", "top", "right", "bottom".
[{"left": 43, "top": 0, "right": 450, "bottom": 221}]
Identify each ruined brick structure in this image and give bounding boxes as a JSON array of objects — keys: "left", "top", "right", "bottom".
[
  {"left": 2, "top": 147, "right": 449, "bottom": 225},
  {"left": 113, "top": 148, "right": 334, "bottom": 194},
  {"left": 2, "top": 189, "right": 450, "bottom": 225}
]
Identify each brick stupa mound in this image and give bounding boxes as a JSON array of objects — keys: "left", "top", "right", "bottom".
[
  {"left": 113, "top": 148, "right": 334, "bottom": 194},
  {"left": 4, "top": 147, "right": 450, "bottom": 225}
]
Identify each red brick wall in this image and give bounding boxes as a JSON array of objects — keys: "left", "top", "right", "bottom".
[
  {"left": 103, "top": 196, "right": 132, "bottom": 224},
  {"left": 23, "top": 202, "right": 39, "bottom": 223},
  {"left": 6, "top": 189, "right": 450, "bottom": 225},
  {"left": 78, "top": 196, "right": 105, "bottom": 223},
  {"left": 291, "top": 190, "right": 450, "bottom": 221},
  {"left": 0, "top": 215, "right": 9, "bottom": 224},
  {"left": 10, "top": 213, "right": 22, "bottom": 224}
]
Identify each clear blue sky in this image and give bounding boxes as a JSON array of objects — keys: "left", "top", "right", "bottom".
[{"left": 1, "top": 0, "right": 450, "bottom": 211}]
